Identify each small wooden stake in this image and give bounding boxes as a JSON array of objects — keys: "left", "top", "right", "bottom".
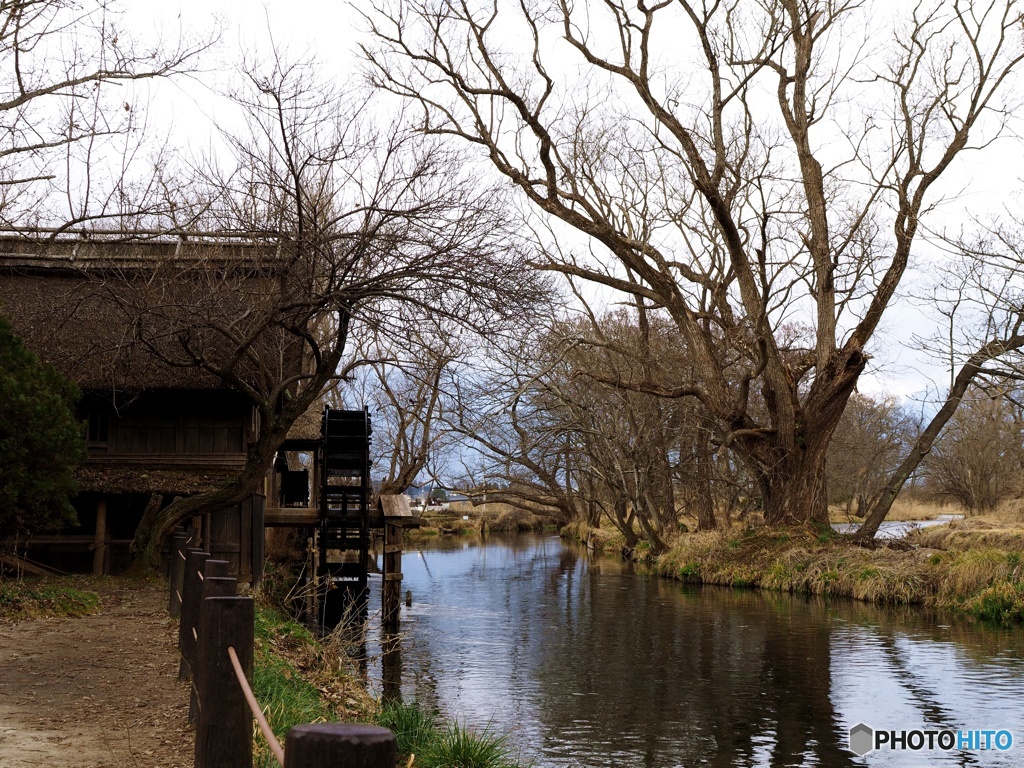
[{"left": 283, "top": 724, "right": 397, "bottom": 768}]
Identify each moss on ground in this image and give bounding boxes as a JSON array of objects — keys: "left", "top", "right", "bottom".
[{"left": 0, "top": 577, "right": 101, "bottom": 622}]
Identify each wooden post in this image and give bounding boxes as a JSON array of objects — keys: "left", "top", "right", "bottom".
[
  {"left": 168, "top": 533, "right": 190, "bottom": 618},
  {"left": 381, "top": 630, "right": 402, "bottom": 704},
  {"left": 194, "top": 595, "right": 254, "bottom": 768},
  {"left": 178, "top": 549, "right": 210, "bottom": 681},
  {"left": 92, "top": 498, "right": 107, "bottom": 575},
  {"left": 283, "top": 724, "right": 397, "bottom": 768},
  {"left": 307, "top": 535, "right": 319, "bottom": 626},
  {"left": 190, "top": 575, "right": 238, "bottom": 725},
  {"left": 382, "top": 522, "right": 403, "bottom": 634},
  {"left": 205, "top": 559, "right": 231, "bottom": 579}
]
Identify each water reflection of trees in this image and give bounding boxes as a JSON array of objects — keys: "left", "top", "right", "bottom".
[
  {"left": 395, "top": 536, "right": 1024, "bottom": 767},
  {"left": 531, "top": 555, "right": 856, "bottom": 767}
]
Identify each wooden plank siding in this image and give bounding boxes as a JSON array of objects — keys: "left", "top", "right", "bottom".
[
  {"left": 68, "top": 389, "right": 262, "bottom": 582},
  {"left": 82, "top": 389, "right": 250, "bottom": 464}
]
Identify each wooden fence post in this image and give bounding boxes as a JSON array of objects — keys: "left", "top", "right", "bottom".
[
  {"left": 283, "top": 724, "right": 397, "bottom": 768},
  {"left": 168, "top": 533, "right": 190, "bottom": 618},
  {"left": 178, "top": 548, "right": 209, "bottom": 684},
  {"left": 382, "top": 522, "right": 404, "bottom": 633},
  {"left": 204, "top": 559, "right": 231, "bottom": 579},
  {"left": 189, "top": 574, "right": 237, "bottom": 725},
  {"left": 194, "top": 595, "right": 253, "bottom": 768}
]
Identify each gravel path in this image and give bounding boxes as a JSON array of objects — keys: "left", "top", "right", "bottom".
[{"left": 0, "top": 580, "right": 193, "bottom": 768}]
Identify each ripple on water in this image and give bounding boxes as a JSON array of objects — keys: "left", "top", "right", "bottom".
[{"left": 368, "top": 534, "right": 1024, "bottom": 768}]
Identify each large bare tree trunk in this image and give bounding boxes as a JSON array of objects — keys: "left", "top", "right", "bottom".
[{"left": 760, "top": 446, "right": 830, "bottom": 526}]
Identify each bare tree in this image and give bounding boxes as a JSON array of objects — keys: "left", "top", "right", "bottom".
[
  {"left": 450, "top": 306, "right": 725, "bottom": 551},
  {"left": 827, "top": 393, "right": 917, "bottom": 517},
  {"left": 126, "top": 55, "right": 546, "bottom": 563},
  {"left": 924, "top": 388, "right": 1024, "bottom": 513},
  {"left": 0, "top": 0, "right": 210, "bottom": 226},
  {"left": 855, "top": 228, "right": 1024, "bottom": 539},
  {"left": 366, "top": 0, "right": 1024, "bottom": 528},
  {"left": 447, "top": 328, "right": 586, "bottom": 525},
  {"left": 335, "top": 318, "right": 463, "bottom": 496}
]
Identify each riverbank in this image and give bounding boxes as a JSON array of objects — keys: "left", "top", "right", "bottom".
[
  {"left": 409, "top": 501, "right": 556, "bottom": 538},
  {"left": 564, "top": 511, "right": 1024, "bottom": 624}
]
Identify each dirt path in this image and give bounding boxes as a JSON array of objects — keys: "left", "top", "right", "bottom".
[{"left": 0, "top": 581, "right": 193, "bottom": 768}]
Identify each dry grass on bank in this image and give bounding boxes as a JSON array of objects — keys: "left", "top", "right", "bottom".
[
  {"left": 658, "top": 528, "right": 1024, "bottom": 622},
  {"left": 437, "top": 501, "right": 551, "bottom": 532},
  {"left": 562, "top": 519, "right": 1024, "bottom": 623},
  {"left": 907, "top": 498, "right": 1024, "bottom": 551},
  {"left": 561, "top": 521, "right": 629, "bottom": 553}
]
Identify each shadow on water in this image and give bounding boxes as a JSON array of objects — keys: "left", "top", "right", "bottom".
[{"left": 367, "top": 534, "right": 1024, "bottom": 768}]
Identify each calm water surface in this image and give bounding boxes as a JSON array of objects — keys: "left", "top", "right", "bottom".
[{"left": 368, "top": 534, "right": 1024, "bottom": 767}]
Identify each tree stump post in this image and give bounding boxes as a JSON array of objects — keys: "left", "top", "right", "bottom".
[
  {"left": 283, "top": 724, "right": 397, "bottom": 768},
  {"left": 167, "top": 533, "right": 190, "bottom": 617},
  {"left": 178, "top": 549, "right": 209, "bottom": 680},
  {"left": 382, "top": 522, "right": 404, "bottom": 634},
  {"left": 189, "top": 574, "right": 238, "bottom": 725},
  {"left": 194, "top": 595, "right": 253, "bottom": 768}
]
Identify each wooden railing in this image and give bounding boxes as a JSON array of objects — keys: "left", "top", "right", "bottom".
[{"left": 169, "top": 530, "right": 398, "bottom": 768}]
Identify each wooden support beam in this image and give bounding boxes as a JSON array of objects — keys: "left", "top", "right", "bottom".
[
  {"left": 382, "top": 523, "right": 403, "bottom": 634},
  {"left": 92, "top": 499, "right": 107, "bottom": 576},
  {"left": 264, "top": 507, "right": 320, "bottom": 527}
]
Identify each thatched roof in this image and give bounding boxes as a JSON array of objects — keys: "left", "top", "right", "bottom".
[
  {"left": 75, "top": 465, "right": 241, "bottom": 495},
  {"left": 0, "top": 233, "right": 287, "bottom": 391},
  {"left": 285, "top": 404, "right": 324, "bottom": 443},
  {"left": 0, "top": 231, "right": 280, "bottom": 272}
]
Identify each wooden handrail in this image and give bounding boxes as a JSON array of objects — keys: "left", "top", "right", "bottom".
[{"left": 227, "top": 645, "right": 285, "bottom": 767}]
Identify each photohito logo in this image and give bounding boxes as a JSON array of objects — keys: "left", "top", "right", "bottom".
[{"left": 848, "top": 723, "right": 1014, "bottom": 756}]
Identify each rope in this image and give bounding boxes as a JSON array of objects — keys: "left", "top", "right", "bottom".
[{"left": 227, "top": 646, "right": 285, "bottom": 767}]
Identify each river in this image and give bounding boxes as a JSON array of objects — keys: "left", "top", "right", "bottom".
[{"left": 367, "top": 533, "right": 1024, "bottom": 767}]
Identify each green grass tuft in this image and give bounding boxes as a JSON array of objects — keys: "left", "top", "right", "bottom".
[
  {"left": 375, "top": 701, "right": 523, "bottom": 768},
  {"left": 377, "top": 700, "right": 438, "bottom": 758},
  {"left": 251, "top": 607, "right": 336, "bottom": 768},
  {"left": 421, "top": 720, "right": 519, "bottom": 768}
]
